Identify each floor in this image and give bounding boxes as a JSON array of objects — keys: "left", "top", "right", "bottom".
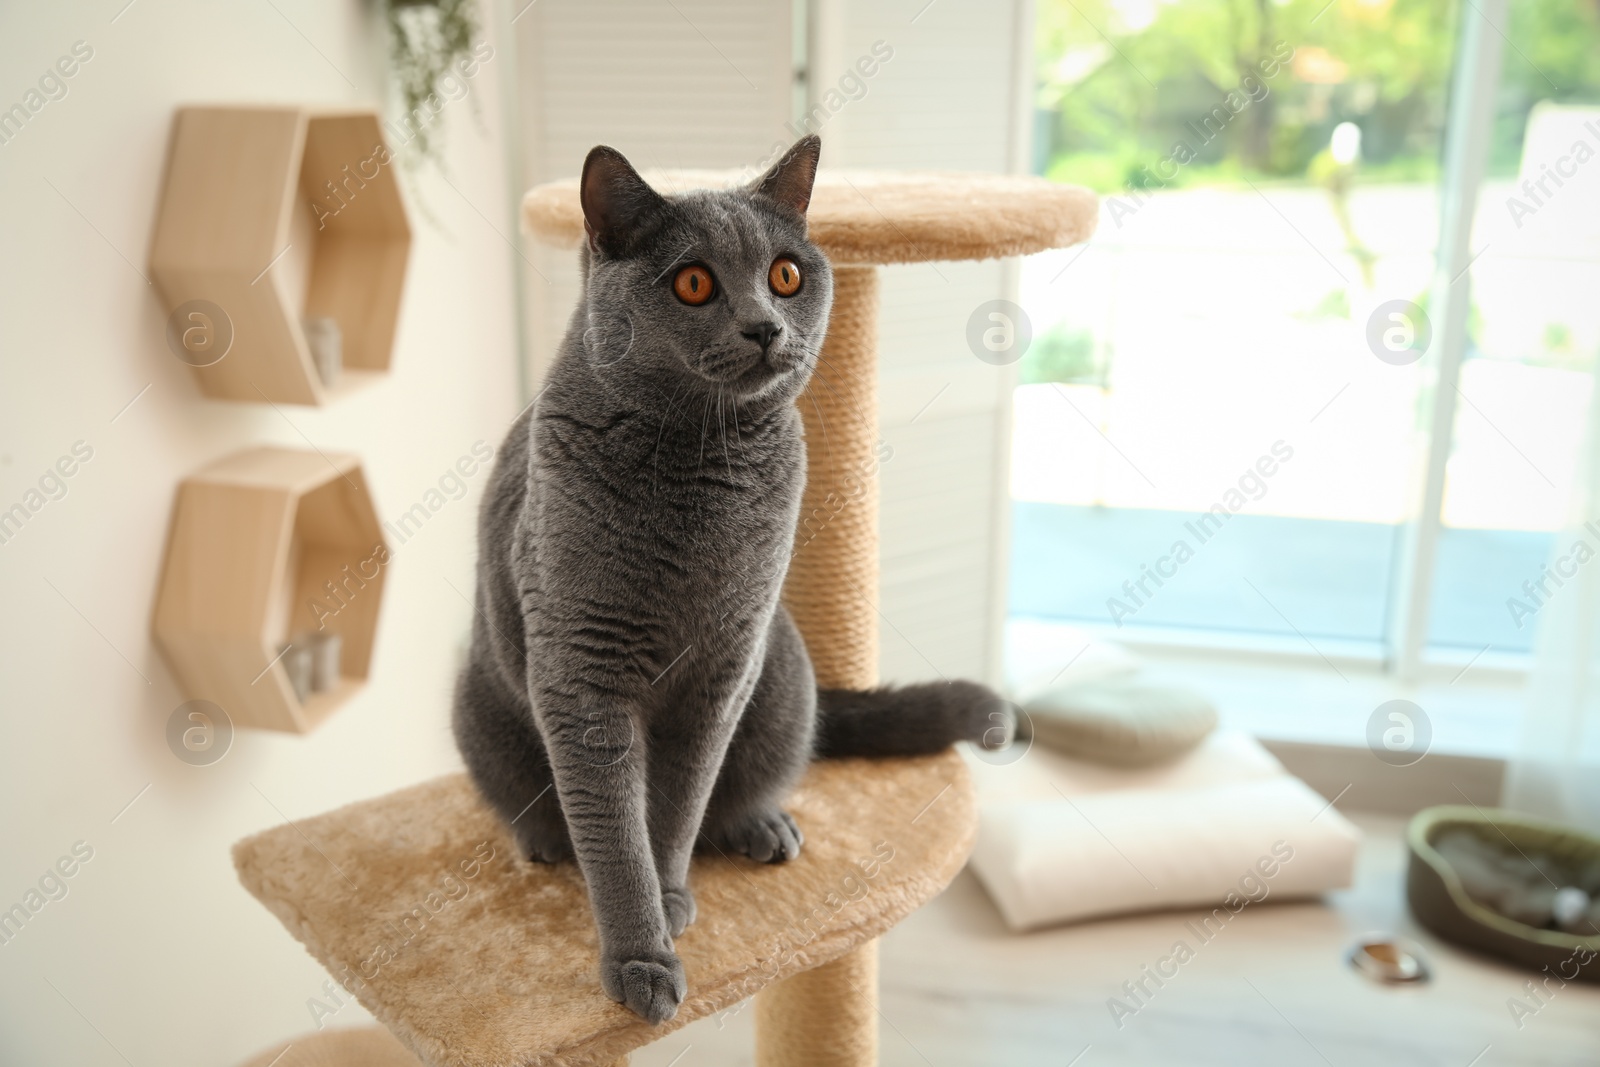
[{"left": 633, "top": 814, "right": 1600, "bottom": 1067}]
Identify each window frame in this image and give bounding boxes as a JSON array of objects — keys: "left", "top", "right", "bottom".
[{"left": 1386, "top": 0, "right": 1511, "bottom": 680}]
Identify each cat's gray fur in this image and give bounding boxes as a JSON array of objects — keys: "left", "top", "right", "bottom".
[{"left": 452, "top": 137, "right": 1010, "bottom": 1024}]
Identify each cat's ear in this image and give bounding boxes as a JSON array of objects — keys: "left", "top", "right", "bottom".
[
  {"left": 580, "top": 145, "right": 668, "bottom": 256},
  {"left": 752, "top": 135, "right": 821, "bottom": 218}
]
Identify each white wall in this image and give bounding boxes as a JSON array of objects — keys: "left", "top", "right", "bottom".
[{"left": 0, "top": 3, "right": 521, "bottom": 1064}]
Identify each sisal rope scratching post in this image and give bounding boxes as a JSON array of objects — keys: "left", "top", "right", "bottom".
[
  {"left": 782, "top": 266, "right": 881, "bottom": 688},
  {"left": 760, "top": 265, "right": 882, "bottom": 1066}
]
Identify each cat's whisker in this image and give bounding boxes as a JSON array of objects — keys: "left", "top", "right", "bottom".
[
  {"left": 718, "top": 386, "right": 734, "bottom": 477},
  {"left": 809, "top": 354, "right": 876, "bottom": 438},
  {"left": 803, "top": 363, "right": 861, "bottom": 430},
  {"left": 799, "top": 382, "right": 834, "bottom": 486},
  {"left": 652, "top": 379, "right": 692, "bottom": 495},
  {"left": 804, "top": 369, "right": 878, "bottom": 467},
  {"left": 697, "top": 390, "right": 714, "bottom": 470}
]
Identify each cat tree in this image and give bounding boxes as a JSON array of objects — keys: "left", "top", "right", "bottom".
[{"left": 233, "top": 169, "right": 1095, "bottom": 1067}]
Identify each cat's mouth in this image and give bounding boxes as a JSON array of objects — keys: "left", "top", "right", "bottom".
[{"left": 690, "top": 345, "right": 804, "bottom": 390}]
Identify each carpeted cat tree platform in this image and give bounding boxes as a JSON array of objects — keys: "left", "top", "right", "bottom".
[{"left": 234, "top": 169, "right": 1095, "bottom": 1067}]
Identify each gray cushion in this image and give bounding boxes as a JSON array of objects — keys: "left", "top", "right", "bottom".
[{"left": 1022, "top": 679, "right": 1218, "bottom": 767}]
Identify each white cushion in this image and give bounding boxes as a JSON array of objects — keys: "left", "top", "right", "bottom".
[{"left": 965, "top": 733, "right": 1362, "bottom": 930}]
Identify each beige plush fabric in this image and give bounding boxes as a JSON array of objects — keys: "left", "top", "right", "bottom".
[
  {"left": 1025, "top": 679, "right": 1219, "bottom": 768},
  {"left": 234, "top": 752, "right": 974, "bottom": 1067},
  {"left": 521, "top": 170, "right": 1098, "bottom": 266},
  {"left": 240, "top": 1027, "right": 422, "bottom": 1067}
]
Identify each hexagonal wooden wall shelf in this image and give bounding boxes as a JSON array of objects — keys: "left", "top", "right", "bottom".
[
  {"left": 150, "top": 106, "right": 411, "bottom": 405},
  {"left": 153, "top": 446, "right": 389, "bottom": 733}
]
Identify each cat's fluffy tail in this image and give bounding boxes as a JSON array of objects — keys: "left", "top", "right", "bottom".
[{"left": 813, "top": 680, "right": 1014, "bottom": 759}]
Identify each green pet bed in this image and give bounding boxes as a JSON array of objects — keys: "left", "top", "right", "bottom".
[{"left": 1407, "top": 805, "right": 1600, "bottom": 982}]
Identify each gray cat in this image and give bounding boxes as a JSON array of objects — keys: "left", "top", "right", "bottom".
[{"left": 452, "top": 136, "right": 1010, "bottom": 1024}]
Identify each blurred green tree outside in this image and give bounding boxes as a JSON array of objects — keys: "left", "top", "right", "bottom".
[
  {"left": 1034, "top": 0, "right": 1600, "bottom": 192},
  {"left": 1021, "top": 0, "right": 1600, "bottom": 386},
  {"left": 1021, "top": 323, "right": 1104, "bottom": 385}
]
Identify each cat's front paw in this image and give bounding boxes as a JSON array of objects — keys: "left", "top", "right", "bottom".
[
  {"left": 661, "top": 885, "right": 697, "bottom": 938},
  {"left": 713, "top": 808, "right": 803, "bottom": 864},
  {"left": 599, "top": 947, "right": 685, "bottom": 1024}
]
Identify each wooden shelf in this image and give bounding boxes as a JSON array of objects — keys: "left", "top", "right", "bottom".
[
  {"left": 150, "top": 106, "right": 412, "bottom": 406},
  {"left": 152, "top": 446, "right": 390, "bottom": 733}
]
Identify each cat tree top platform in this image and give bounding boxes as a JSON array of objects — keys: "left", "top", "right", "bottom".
[
  {"left": 520, "top": 169, "right": 1098, "bottom": 266},
  {"left": 234, "top": 751, "right": 975, "bottom": 1067}
]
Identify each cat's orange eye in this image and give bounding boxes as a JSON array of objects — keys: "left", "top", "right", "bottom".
[
  {"left": 769, "top": 257, "right": 802, "bottom": 297},
  {"left": 673, "top": 265, "right": 715, "bottom": 306}
]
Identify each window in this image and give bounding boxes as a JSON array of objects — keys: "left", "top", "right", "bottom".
[{"left": 1013, "top": 0, "right": 1600, "bottom": 682}]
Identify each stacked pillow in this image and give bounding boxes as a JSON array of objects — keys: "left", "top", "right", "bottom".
[
  {"left": 1022, "top": 678, "right": 1219, "bottom": 767},
  {"left": 968, "top": 666, "right": 1361, "bottom": 931}
]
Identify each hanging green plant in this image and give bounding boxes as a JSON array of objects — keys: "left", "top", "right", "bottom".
[{"left": 385, "top": 0, "right": 480, "bottom": 164}]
